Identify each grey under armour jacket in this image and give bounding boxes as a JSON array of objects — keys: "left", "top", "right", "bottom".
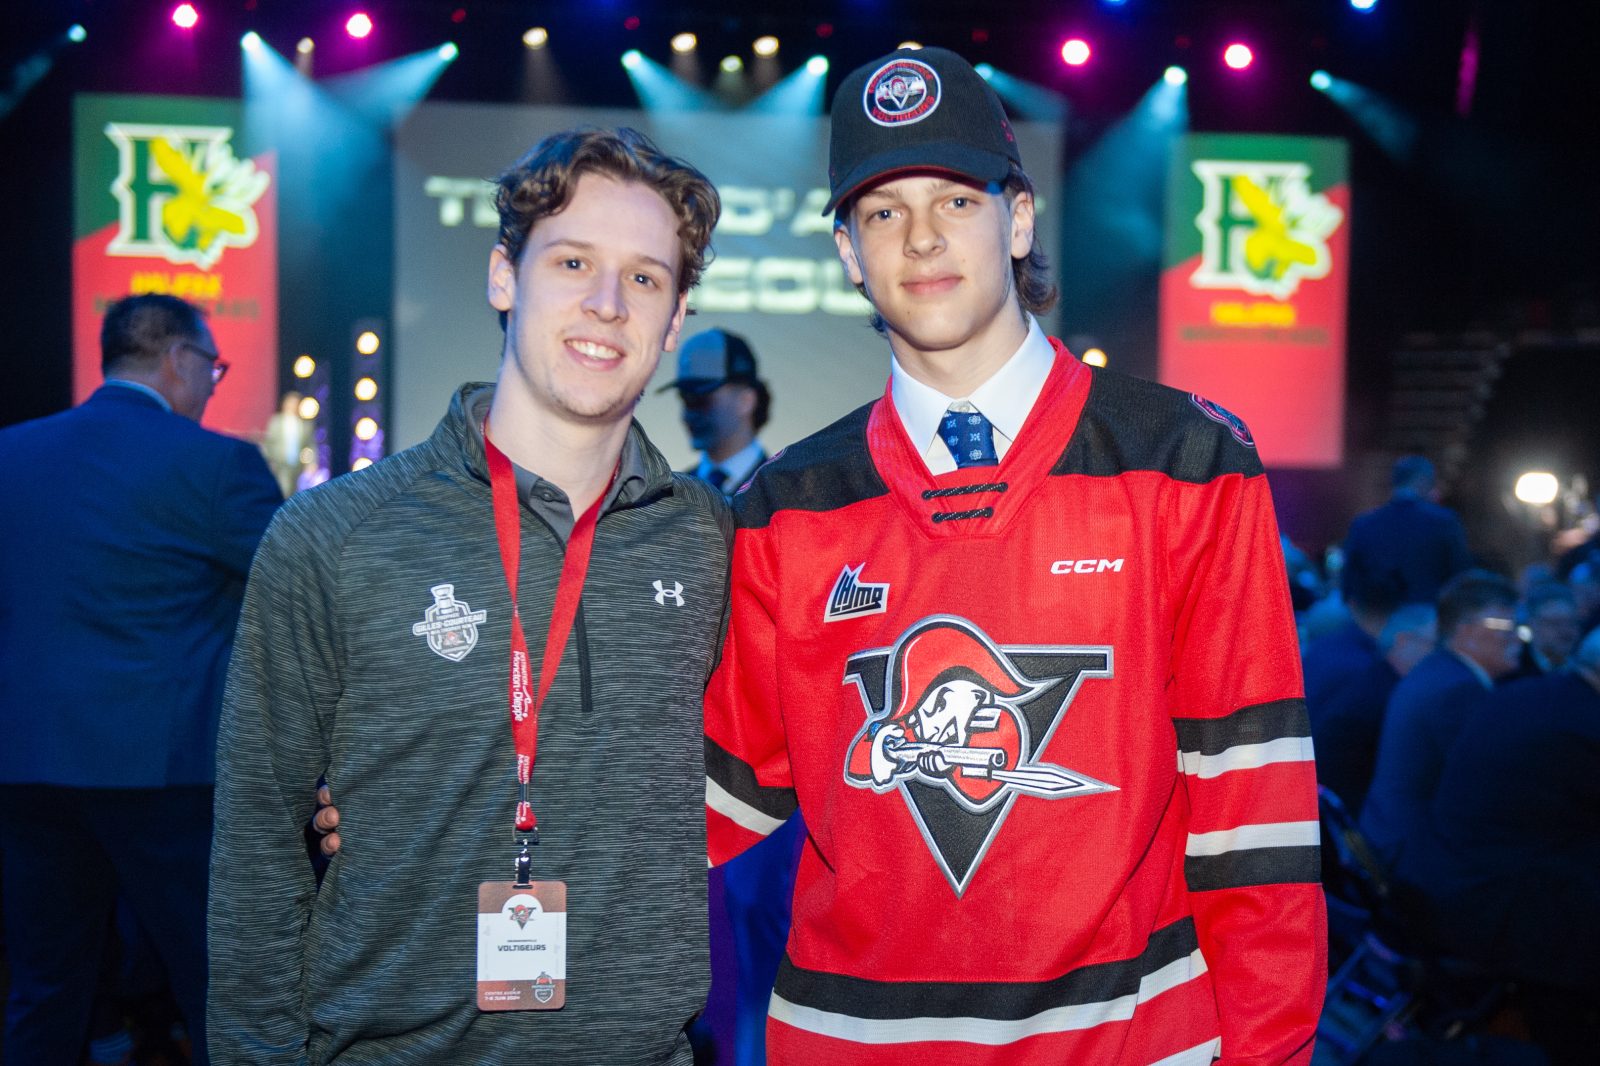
[{"left": 208, "top": 382, "right": 731, "bottom": 1065}]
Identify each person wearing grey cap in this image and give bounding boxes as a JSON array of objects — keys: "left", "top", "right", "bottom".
[
  {"left": 702, "top": 47, "right": 1324, "bottom": 1065},
  {"left": 658, "top": 328, "right": 772, "bottom": 496}
]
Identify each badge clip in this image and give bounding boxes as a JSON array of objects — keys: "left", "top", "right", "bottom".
[{"left": 514, "top": 839, "right": 534, "bottom": 888}]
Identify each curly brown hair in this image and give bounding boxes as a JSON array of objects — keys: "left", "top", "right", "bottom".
[
  {"left": 836, "top": 163, "right": 1057, "bottom": 335},
  {"left": 494, "top": 127, "right": 720, "bottom": 298}
]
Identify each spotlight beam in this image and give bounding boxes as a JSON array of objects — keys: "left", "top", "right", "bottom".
[
  {"left": 622, "top": 51, "right": 723, "bottom": 112},
  {"left": 978, "top": 66, "right": 1068, "bottom": 123},
  {"left": 747, "top": 56, "right": 829, "bottom": 116}
]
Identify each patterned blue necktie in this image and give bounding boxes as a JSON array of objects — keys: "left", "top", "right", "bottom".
[{"left": 941, "top": 405, "right": 999, "bottom": 468}]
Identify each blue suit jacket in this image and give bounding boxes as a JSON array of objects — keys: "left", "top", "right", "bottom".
[
  {"left": 0, "top": 384, "right": 281, "bottom": 787},
  {"left": 1358, "top": 648, "right": 1489, "bottom": 866},
  {"left": 1341, "top": 495, "right": 1471, "bottom": 606}
]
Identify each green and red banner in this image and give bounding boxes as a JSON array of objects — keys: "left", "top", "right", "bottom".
[
  {"left": 74, "top": 94, "right": 277, "bottom": 437},
  {"left": 1159, "top": 134, "right": 1348, "bottom": 468}
]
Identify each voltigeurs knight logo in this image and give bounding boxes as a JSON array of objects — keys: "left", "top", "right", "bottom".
[
  {"left": 843, "top": 616, "right": 1115, "bottom": 895},
  {"left": 412, "top": 583, "right": 487, "bottom": 662}
]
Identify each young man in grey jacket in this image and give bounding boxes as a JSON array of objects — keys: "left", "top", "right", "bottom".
[{"left": 207, "top": 127, "right": 729, "bottom": 1065}]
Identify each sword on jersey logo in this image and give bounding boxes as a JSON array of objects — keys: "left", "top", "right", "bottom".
[{"left": 843, "top": 615, "right": 1115, "bottom": 895}]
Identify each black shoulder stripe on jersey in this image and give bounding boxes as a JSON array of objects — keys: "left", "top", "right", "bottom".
[
  {"left": 734, "top": 402, "right": 887, "bottom": 530},
  {"left": 1172, "top": 698, "right": 1309, "bottom": 756},
  {"left": 705, "top": 736, "right": 799, "bottom": 821},
  {"left": 773, "top": 916, "right": 1198, "bottom": 1022},
  {"left": 1051, "top": 368, "right": 1265, "bottom": 484},
  {"left": 1186, "top": 845, "right": 1321, "bottom": 892}
]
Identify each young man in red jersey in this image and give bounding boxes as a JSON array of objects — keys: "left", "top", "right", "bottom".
[{"left": 703, "top": 47, "right": 1327, "bottom": 1065}]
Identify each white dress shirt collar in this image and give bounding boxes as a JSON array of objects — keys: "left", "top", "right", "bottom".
[
  {"left": 889, "top": 315, "right": 1055, "bottom": 471},
  {"left": 695, "top": 437, "right": 766, "bottom": 493},
  {"left": 103, "top": 378, "right": 173, "bottom": 413}
]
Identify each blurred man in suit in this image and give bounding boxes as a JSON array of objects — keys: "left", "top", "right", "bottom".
[
  {"left": 1307, "top": 602, "right": 1436, "bottom": 815},
  {"left": 659, "top": 327, "right": 770, "bottom": 496},
  {"left": 0, "top": 293, "right": 281, "bottom": 1064},
  {"left": 1341, "top": 455, "right": 1472, "bottom": 607},
  {"left": 1512, "top": 581, "right": 1582, "bottom": 679},
  {"left": 1359, "top": 570, "right": 1522, "bottom": 869},
  {"left": 1402, "top": 626, "right": 1600, "bottom": 999}
]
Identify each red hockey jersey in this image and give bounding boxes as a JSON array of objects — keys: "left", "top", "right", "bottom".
[{"left": 705, "top": 343, "right": 1326, "bottom": 1065}]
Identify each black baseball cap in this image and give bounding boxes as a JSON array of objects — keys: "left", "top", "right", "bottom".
[
  {"left": 656, "top": 329, "right": 761, "bottom": 396},
  {"left": 824, "top": 47, "right": 1023, "bottom": 215}
]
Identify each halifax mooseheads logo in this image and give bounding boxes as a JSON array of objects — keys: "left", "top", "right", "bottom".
[{"left": 842, "top": 616, "right": 1115, "bottom": 896}]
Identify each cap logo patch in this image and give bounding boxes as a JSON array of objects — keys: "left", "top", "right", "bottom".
[{"left": 863, "top": 58, "right": 941, "bottom": 127}]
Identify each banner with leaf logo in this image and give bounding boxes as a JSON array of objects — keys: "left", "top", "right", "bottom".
[
  {"left": 74, "top": 94, "right": 276, "bottom": 437},
  {"left": 1159, "top": 134, "right": 1348, "bottom": 468}
]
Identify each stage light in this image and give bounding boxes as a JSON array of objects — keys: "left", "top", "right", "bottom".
[
  {"left": 354, "top": 377, "right": 379, "bottom": 401},
  {"left": 355, "top": 330, "right": 380, "bottom": 355},
  {"left": 1351, "top": 0, "right": 1378, "bottom": 10},
  {"left": 346, "top": 13, "right": 373, "bottom": 40},
  {"left": 671, "top": 32, "right": 697, "bottom": 54},
  {"left": 978, "top": 65, "right": 1069, "bottom": 121},
  {"left": 297, "top": 396, "right": 321, "bottom": 420},
  {"left": 1515, "top": 472, "right": 1559, "bottom": 505},
  {"left": 1061, "top": 39, "right": 1092, "bottom": 67},
  {"left": 296, "top": 37, "right": 314, "bottom": 54},
  {"left": 523, "top": 27, "right": 548, "bottom": 49},
  {"left": 1164, "top": 65, "right": 1187, "bottom": 85},
  {"left": 806, "top": 55, "right": 828, "bottom": 75},
  {"left": 352, "top": 457, "right": 374, "bottom": 471},
  {"left": 975, "top": 63, "right": 995, "bottom": 81},
  {"left": 1223, "top": 43, "right": 1253, "bottom": 70},
  {"left": 1310, "top": 70, "right": 1331, "bottom": 91},
  {"left": 1082, "top": 348, "right": 1108, "bottom": 366},
  {"left": 293, "top": 355, "right": 316, "bottom": 378},
  {"left": 354, "top": 417, "right": 379, "bottom": 442},
  {"left": 438, "top": 42, "right": 458, "bottom": 61},
  {"left": 753, "top": 36, "right": 779, "bottom": 57},
  {"left": 621, "top": 49, "right": 643, "bottom": 69},
  {"left": 172, "top": 4, "right": 199, "bottom": 30},
  {"left": 241, "top": 31, "right": 261, "bottom": 50},
  {"left": 898, "top": 41, "right": 922, "bottom": 51},
  {"left": 720, "top": 54, "right": 742, "bottom": 73},
  {"left": 68, "top": 24, "right": 87, "bottom": 43}
]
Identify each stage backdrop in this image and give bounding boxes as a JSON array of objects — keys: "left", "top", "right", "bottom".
[
  {"left": 393, "top": 104, "right": 1061, "bottom": 464},
  {"left": 73, "top": 94, "right": 278, "bottom": 438},
  {"left": 1159, "top": 133, "right": 1349, "bottom": 469}
]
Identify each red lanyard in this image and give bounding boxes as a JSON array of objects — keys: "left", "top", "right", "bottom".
[{"left": 484, "top": 425, "right": 609, "bottom": 839}]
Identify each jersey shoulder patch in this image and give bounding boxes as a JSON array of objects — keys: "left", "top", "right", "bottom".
[{"left": 1051, "top": 368, "right": 1264, "bottom": 484}]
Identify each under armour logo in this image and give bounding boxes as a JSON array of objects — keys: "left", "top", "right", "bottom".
[{"left": 653, "top": 580, "right": 684, "bottom": 607}]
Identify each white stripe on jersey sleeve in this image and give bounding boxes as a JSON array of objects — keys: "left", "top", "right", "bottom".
[
  {"left": 1177, "top": 736, "right": 1315, "bottom": 779},
  {"left": 1185, "top": 820, "right": 1320, "bottom": 857},
  {"left": 706, "top": 776, "right": 787, "bottom": 837}
]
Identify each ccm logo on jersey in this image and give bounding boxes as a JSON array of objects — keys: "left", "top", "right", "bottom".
[{"left": 1050, "top": 558, "right": 1124, "bottom": 575}]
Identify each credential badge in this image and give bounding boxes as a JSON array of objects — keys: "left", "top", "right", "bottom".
[{"left": 412, "top": 583, "right": 487, "bottom": 662}]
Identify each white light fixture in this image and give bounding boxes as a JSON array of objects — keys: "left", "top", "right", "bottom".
[{"left": 1514, "top": 471, "right": 1559, "bottom": 505}]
